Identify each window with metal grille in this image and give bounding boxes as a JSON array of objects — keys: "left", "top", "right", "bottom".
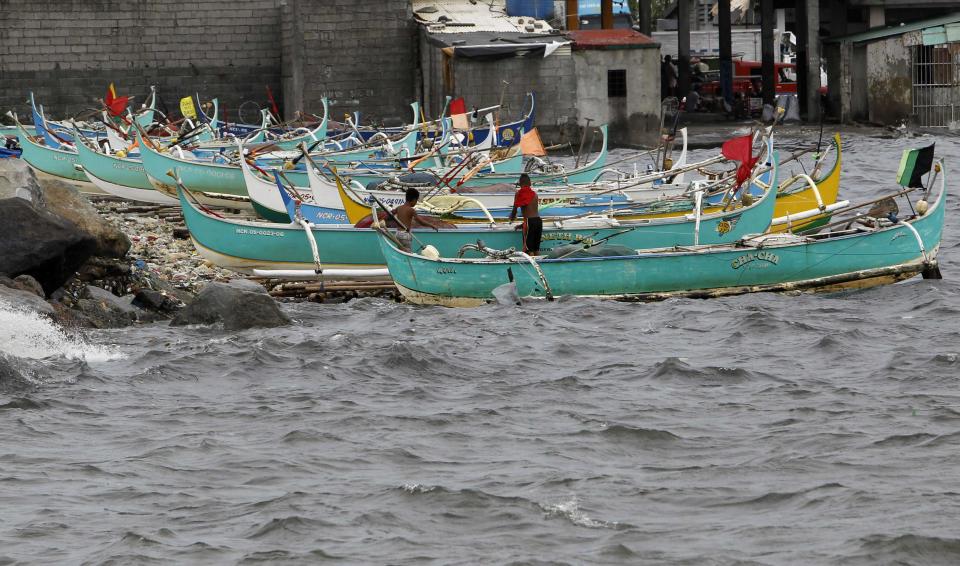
[{"left": 608, "top": 69, "right": 627, "bottom": 98}]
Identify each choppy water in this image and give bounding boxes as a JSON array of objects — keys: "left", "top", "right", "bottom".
[{"left": 3, "top": 130, "right": 960, "bottom": 565}]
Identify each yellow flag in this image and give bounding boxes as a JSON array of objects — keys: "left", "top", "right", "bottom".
[{"left": 180, "top": 96, "right": 197, "bottom": 119}]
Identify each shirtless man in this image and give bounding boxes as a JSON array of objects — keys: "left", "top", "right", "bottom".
[
  {"left": 392, "top": 188, "right": 440, "bottom": 250},
  {"left": 509, "top": 173, "right": 542, "bottom": 255}
]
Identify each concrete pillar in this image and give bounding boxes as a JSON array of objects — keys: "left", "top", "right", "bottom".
[
  {"left": 718, "top": 0, "right": 733, "bottom": 106},
  {"left": 601, "top": 0, "right": 613, "bottom": 29},
  {"left": 869, "top": 6, "right": 885, "bottom": 29},
  {"left": 761, "top": 0, "right": 775, "bottom": 106},
  {"left": 776, "top": 8, "right": 786, "bottom": 62},
  {"left": 677, "top": 0, "right": 691, "bottom": 100},
  {"left": 281, "top": 0, "right": 304, "bottom": 120},
  {"left": 637, "top": 0, "right": 652, "bottom": 36},
  {"left": 805, "top": 0, "right": 821, "bottom": 121},
  {"left": 830, "top": 1, "right": 847, "bottom": 38},
  {"left": 566, "top": 0, "right": 579, "bottom": 30}
]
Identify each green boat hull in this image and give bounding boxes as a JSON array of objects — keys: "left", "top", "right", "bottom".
[
  {"left": 378, "top": 175, "right": 947, "bottom": 305},
  {"left": 16, "top": 124, "right": 88, "bottom": 183},
  {"left": 178, "top": 154, "right": 778, "bottom": 273}
]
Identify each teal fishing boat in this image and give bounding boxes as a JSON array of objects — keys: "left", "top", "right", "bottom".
[
  {"left": 376, "top": 162, "right": 946, "bottom": 306},
  {"left": 177, "top": 153, "right": 778, "bottom": 276},
  {"left": 74, "top": 133, "right": 177, "bottom": 204},
  {"left": 14, "top": 121, "right": 89, "bottom": 183}
]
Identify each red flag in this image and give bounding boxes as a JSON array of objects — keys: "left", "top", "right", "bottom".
[
  {"left": 721, "top": 133, "right": 758, "bottom": 188},
  {"left": 104, "top": 83, "right": 129, "bottom": 117},
  {"left": 449, "top": 97, "right": 466, "bottom": 116},
  {"left": 266, "top": 85, "right": 280, "bottom": 119}
]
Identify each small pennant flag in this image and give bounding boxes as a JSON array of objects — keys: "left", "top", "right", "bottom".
[
  {"left": 519, "top": 127, "right": 546, "bottom": 157},
  {"left": 180, "top": 95, "right": 198, "bottom": 120},
  {"left": 896, "top": 143, "right": 935, "bottom": 188},
  {"left": 449, "top": 97, "right": 466, "bottom": 116},
  {"left": 104, "top": 83, "right": 129, "bottom": 117},
  {"left": 451, "top": 112, "right": 470, "bottom": 129},
  {"left": 721, "top": 133, "right": 759, "bottom": 188}
]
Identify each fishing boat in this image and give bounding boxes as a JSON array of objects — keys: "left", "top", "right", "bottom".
[
  {"left": 176, "top": 149, "right": 779, "bottom": 278},
  {"left": 375, "top": 160, "right": 945, "bottom": 306},
  {"left": 74, "top": 132, "right": 178, "bottom": 205},
  {"left": 13, "top": 119, "right": 89, "bottom": 184}
]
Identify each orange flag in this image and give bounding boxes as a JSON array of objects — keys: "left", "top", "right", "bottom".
[{"left": 519, "top": 128, "right": 546, "bottom": 156}]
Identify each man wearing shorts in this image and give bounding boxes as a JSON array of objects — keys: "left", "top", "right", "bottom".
[{"left": 509, "top": 173, "right": 542, "bottom": 255}]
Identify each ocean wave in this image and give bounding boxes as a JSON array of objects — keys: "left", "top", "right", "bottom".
[
  {"left": 0, "top": 299, "right": 123, "bottom": 362},
  {"left": 852, "top": 533, "right": 960, "bottom": 564},
  {"left": 245, "top": 515, "right": 336, "bottom": 540}
]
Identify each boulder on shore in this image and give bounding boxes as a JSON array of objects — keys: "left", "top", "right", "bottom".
[
  {"left": 40, "top": 178, "right": 131, "bottom": 259},
  {"left": 0, "top": 280, "right": 56, "bottom": 316},
  {"left": 170, "top": 280, "right": 290, "bottom": 330},
  {"left": 0, "top": 198, "right": 96, "bottom": 295}
]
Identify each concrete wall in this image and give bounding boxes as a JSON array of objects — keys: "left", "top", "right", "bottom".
[
  {"left": 420, "top": 40, "right": 578, "bottom": 145},
  {"left": 282, "top": 0, "right": 416, "bottom": 125},
  {"left": 828, "top": 36, "right": 912, "bottom": 125},
  {"left": 573, "top": 48, "right": 660, "bottom": 147},
  {"left": 866, "top": 38, "right": 912, "bottom": 124},
  {"left": 0, "top": 0, "right": 282, "bottom": 122},
  {"left": 0, "top": 0, "right": 415, "bottom": 126}
]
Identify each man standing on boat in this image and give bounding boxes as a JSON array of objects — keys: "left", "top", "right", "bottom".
[{"left": 509, "top": 173, "right": 542, "bottom": 255}]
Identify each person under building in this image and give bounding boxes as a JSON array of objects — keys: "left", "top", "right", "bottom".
[
  {"left": 661, "top": 55, "right": 678, "bottom": 99},
  {"left": 509, "top": 173, "right": 542, "bottom": 255}
]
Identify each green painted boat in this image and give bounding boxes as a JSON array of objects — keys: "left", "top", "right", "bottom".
[
  {"left": 15, "top": 122, "right": 89, "bottom": 183},
  {"left": 178, "top": 154, "right": 778, "bottom": 275},
  {"left": 74, "top": 134, "right": 177, "bottom": 204},
  {"left": 377, "top": 162, "right": 946, "bottom": 306}
]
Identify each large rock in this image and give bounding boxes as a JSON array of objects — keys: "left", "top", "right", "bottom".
[
  {"left": 39, "top": 178, "right": 131, "bottom": 258},
  {"left": 0, "top": 159, "right": 130, "bottom": 260},
  {"left": 0, "top": 159, "right": 41, "bottom": 203},
  {"left": 0, "top": 198, "right": 96, "bottom": 295},
  {"left": 170, "top": 280, "right": 290, "bottom": 330},
  {"left": 0, "top": 282, "right": 55, "bottom": 316}
]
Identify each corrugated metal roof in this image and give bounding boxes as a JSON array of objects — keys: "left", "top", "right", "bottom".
[
  {"left": 413, "top": 0, "right": 556, "bottom": 34},
  {"left": 825, "top": 12, "right": 960, "bottom": 45},
  {"left": 568, "top": 29, "right": 658, "bottom": 50}
]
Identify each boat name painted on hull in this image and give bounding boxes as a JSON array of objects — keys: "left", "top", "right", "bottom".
[
  {"left": 52, "top": 154, "right": 78, "bottom": 162},
  {"left": 235, "top": 227, "right": 286, "bottom": 237},
  {"left": 112, "top": 162, "right": 145, "bottom": 173},
  {"left": 731, "top": 251, "right": 779, "bottom": 269},
  {"left": 437, "top": 267, "right": 456, "bottom": 274}
]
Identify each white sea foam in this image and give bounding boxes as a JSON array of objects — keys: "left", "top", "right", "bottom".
[
  {"left": 540, "top": 497, "right": 618, "bottom": 529},
  {"left": 0, "top": 299, "right": 124, "bottom": 362}
]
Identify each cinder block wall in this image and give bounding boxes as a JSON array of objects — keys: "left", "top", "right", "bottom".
[
  {"left": 282, "top": 0, "right": 416, "bottom": 126},
  {"left": 0, "top": 0, "right": 416, "bottom": 125},
  {"left": 0, "top": 0, "right": 283, "bottom": 122}
]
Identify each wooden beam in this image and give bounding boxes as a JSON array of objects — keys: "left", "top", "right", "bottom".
[
  {"left": 566, "top": 0, "right": 579, "bottom": 30},
  {"left": 601, "top": 0, "right": 613, "bottom": 29}
]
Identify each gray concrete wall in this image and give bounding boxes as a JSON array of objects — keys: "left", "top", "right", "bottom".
[
  {"left": 282, "top": 0, "right": 416, "bottom": 126},
  {"left": 421, "top": 42, "right": 579, "bottom": 145},
  {"left": 866, "top": 38, "right": 912, "bottom": 125},
  {"left": 0, "top": 0, "right": 415, "bottom": 126},
  {"left": 0, "top": 0, "right": 282, "bottom": 122},
  {"left": 573, "top": 48, "right": 660, "bottom": 147}
]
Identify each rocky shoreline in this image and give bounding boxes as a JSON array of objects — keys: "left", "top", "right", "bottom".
[{"left": 0, "top": 159, "right": 290, "bottom": 330}]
